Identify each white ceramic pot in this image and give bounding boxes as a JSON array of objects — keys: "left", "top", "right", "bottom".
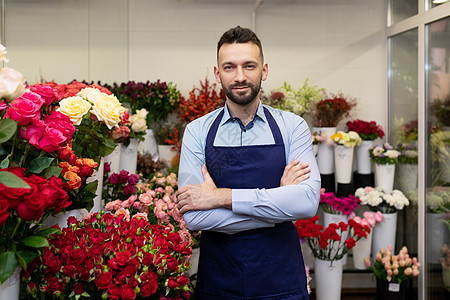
[
  {"left": 138, "top": 129, "right": 159, "bottom": 160},
  {"left": 120, "top": 138, "right": 139, "bottom": 174},
  {"left": 334, "top": 145, "right": 354, "bottom": 184},
  {"left": 87, "top": 158, "right": 104, "bottom": 213},
  {"left": 42, "top": 208, "right": 88, "bottom": 228},
  {"left": 323, "top": 212, "right": 348, "bottom": 264},
  {"left": 374, "top": 163, "right": 396, "bottom": 193},
  {"left": 158, "top": 145, "right": 178, "bottom": 167},
  {"left": 314, "top": 258, "right": 344, "bottom": 300},
  {"left": 185, "top": 247, "right": 200, "bottom": 277},
  {"left": 372, "top": 212, "right": 397, "bottom": 263},
  {"left": 356, "top": 140, "right": 374, "bottom": 174},
  {"left": 103, "top": 144, "right": 122, "bottom": 174},
  {"left": 352, "top": 230, "right": 373, "bottom": 269},
  {"left": 313, "top": 127, "right": 336, "bottom": 175}
]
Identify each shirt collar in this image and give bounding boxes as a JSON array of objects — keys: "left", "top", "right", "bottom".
[{"left": 220, "top": 101, "right": 267, "bottom": 127}]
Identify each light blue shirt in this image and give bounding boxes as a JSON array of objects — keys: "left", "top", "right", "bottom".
[{"left": 178, "top": 102, "right": 321, "bottom": 234}]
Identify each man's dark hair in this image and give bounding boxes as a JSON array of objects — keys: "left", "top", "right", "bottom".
[{"left": 217, "top": 26, "right": 264, "bottom": 62}]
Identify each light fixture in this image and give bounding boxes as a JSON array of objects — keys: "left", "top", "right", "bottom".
[{"left": 432, "top": 0, "right": 449, "bottom": 4}]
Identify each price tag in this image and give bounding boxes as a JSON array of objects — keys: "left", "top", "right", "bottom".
[{"left": 388, "top": 283, "right": 400, "bottom": 292}]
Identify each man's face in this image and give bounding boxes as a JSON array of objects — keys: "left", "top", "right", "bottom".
[{"left": 214, "top": 42, "right": 268, "bottom": 105}]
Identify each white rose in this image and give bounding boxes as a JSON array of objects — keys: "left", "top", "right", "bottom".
[
  {"left": 0, "top": 67, "right": 26, "bottom": 100},
  {"left": 131, "top": 117, "right": 147, "bottom": 132},
  {"left": 77, "top": 87, "right": 104, "bottom": 104},
  {"left": 385, "top": 150, "right": 400, "bottom": 159},
  {"left": 90, "top": 98, "right": 123, "bottom": 129},
  {"left": 373, "top": 146, "right": 384, "bottom": 156},
  {"left": 57, "top": 96, "right": 91, "bottom": 125},
  {"left": 135, "top": 108, "right": 149, "bottom": 119},
  {"left": 0, "top": 44, "right": 9, "bottom": 63}
]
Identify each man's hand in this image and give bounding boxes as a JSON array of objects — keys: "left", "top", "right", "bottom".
[
  {"left": 175, "top": 165, "right": 232, "bottom": 214},
  {"left": 280, "top": 159, "right": 311, "bottom": 186}
]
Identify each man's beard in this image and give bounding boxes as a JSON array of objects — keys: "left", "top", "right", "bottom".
[{"left": 221, "top": 80, "right": 261, "bottom": 105}]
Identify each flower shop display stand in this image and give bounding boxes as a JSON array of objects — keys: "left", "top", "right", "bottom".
[
  {"left": 353, "top": 171, "right": 375, "bottom": 191},
  {"left": 0, "top": 267, "right": 21, "bottom": 299},
  {"left": 334, "top": 145, "right": 354, "bottom": 184},
  {"left": 376, "top": 278, "right": 406, "bottom": 300},
  {"left": 138, "top": 129, "right": 159, "bottom": 158},
  {"left": 352, "top": 231, "right": 373, "bottom": 270},
  {"left": 372, "top": 212, "right": 397, "bottom": 264},
  {"left": 104, "top": 144, "right": 122, "bottom": 174},
  {"left": 87, "top": 158, "right": 105, "bottom": 213},
  {"left": 314, "top": 258, "right": 344, "bottom": 300},
  {"left": 120, "top": 138, "right": 139, "bottom": 174},
  {"left": 158, "top": 144, "right": 177, "bottom": 167},
  {"left": 314, "top": 127, "right": 336, "bottom": 175},
  {"left": 42, "top": 208, "right": 88, "bottom": 229}
]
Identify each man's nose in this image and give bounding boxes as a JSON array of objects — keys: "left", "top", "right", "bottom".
[{"left": 234, "top": 66, "right": 246, "bottom": 82}]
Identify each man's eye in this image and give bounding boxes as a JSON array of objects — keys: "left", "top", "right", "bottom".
[
  {"left": 223, "top": 66, "right": 233, "bottom": 70},
  {"left": 245, "top": 65, "right": 256, "bottom": 69}
]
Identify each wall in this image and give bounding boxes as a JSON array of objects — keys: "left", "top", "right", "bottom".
[{"left": 3, "top": 0, "right": 387, "bottom": 130}]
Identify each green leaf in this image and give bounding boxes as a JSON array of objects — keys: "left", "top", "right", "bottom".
[
  {"left": 0, "top": 251, "right": 18, "bottom": 283},
  {"left": 0, "top": 157, "right": 10, "bottom": 169},
  {"left": 0, "top": 119, "right": 18, "bottom": 143},
  {"left": 44, "top": 166, "right": 62, "bottom": 178},
  {"left": 20, "top": 236, "right": 49, "bottom": 248},
  {"left": 17, "top": 250, "right": 38, "bottom": 264},
  {"left": 28, "top": 157, "right": 55, "bottom": 174},
  {"left": 0, "top": 171, "right": 31, "bottom": 188},
  {"left": 16, "top": 251, "right": 27, "bottom": 269},
  {"left": 36, "top": 227, "right": 61, "bottom": 237}
]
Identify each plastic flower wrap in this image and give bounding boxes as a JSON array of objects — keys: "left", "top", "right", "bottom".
[
  {"left": 331, "top": 130, "right": 362, "bottom": 147},
  {"left": 355, "top": 186, "right": 410, "bottom": 213},
  {"left": 364, "top": 245, "right": 420, "bottom": 283},
  {"left": 295, "top": 215, "right": 370, "bottom": 262},
  {"left": 346, "top": 119, "right": 385, "bottom": 141},
  {"left": 21, "top": 213, "right": 192, "bottom": 299},
  {"left": 369, "top": 143, "right": 401, "bottom": 165}
]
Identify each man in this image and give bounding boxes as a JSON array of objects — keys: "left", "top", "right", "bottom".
[{"left": 176, "top": 26, "right": 321, "bottom": 300}]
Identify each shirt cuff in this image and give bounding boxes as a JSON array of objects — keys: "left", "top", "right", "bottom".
[{"left": 232, "top": 189, "right": 255, "bottom": 215}]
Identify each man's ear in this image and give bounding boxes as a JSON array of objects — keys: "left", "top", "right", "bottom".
[
  {"left": 214, "top": 66, "right": 221, "bottom": 84},
  {"left": 262, "top": 63, "right": 268, "bottom": 81}
]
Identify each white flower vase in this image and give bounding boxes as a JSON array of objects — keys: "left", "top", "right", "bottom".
[
  {"left": 396, "top": 163, "right": 418, "bottom": 194},
  {"left": 103, "top": 144, "right": 122, "bottom": 174},
  {"left": 352, "top": 230, "right": 373, "bottom": 269},
  {"left": 374, "top": 163, "right": 396, "bottom": 193},
  {"left": 87, "top": 158, "right": 104, "bottom": 213},
  {"left": 314, "top": 258, "right": 344, "bottom": 300},
  {"left": 138, "top": 129, "right": 159, "bottom": 160},
  {"left": 158, "top": 145, "right": 177, "bottom": 167},
  {"left": 42, "top": 208, "right": 88, "bottom": 228},
  {"left": 313, "top": 144, "right": 318, "bottom": 157},
  {"left": 427, "top": 212, "right": 449, "bottom": 264},
  {"left": 314, "top": 127, "right": 336, "bottom": 175},
  {"left": 334, "top": 145, "right": 354, "bottom": 184},
  {"left": 120, "top": 138, "right": 139, "bottom": 174},
  {"left": 0, "top": 266, "right": 21, "bottom": 300},
  {"left": 323, "top": 212, "right": 348, "bottom": 265},
  {"left": 356, "top": 140, "right": 374, "bottom": 174},
  {"left": 372, "top": 212, "right": 397, "bottom": 264}
]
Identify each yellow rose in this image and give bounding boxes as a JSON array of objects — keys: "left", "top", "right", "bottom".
[
  {"left": 76, "top": 87, "right": 105, "bottom": 104},
  {"left": 57, "top": 96, "right": 91, "bottom": 125},
  {"left": 106, "top": 94, "right": 127, "bottom": 116},
  {"left": 90, "top": 97, "right": 123, "bottom": 129}
]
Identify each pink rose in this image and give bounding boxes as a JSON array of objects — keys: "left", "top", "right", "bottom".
[
  {"left": 43, "top": 111, "right": 75, "bottom": 142},
  {"left": 20, "top": 119, "right": 45, "bottom": 147},
  {"left": 5, "top": 92, "right": 42, "bottom": 126},
  {"left": 139, "top": 194, "right": 152, "bottom": 205},
  {"left": 132, "top": 212, "right": 148, "bottom": 221},
  {"left": 114, "top": 208, "right": 130, "bottom": 221},
  {"left": 28, "top": 84, "right": 57, "bottom": 106},
  {"left": 39, "top": 126, "right": 67, "bottom": 152}
]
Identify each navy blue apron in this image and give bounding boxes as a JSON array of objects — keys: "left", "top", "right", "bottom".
[{"left": 197, "top": 107, "right": 308, "bottom": 300}]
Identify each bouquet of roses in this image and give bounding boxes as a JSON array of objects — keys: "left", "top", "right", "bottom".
[
  {"left": 355, "top": 186, "right": 410, "bottom": 213},
  {"left": 102, "top": 168, "right": 140, "bottom": 203},
  {"left": 364, "top": 245, "right": 420, "bottom": 283},
  {"left": 311, "top": 91, "right": 357, "bottom": 127},
  {"left": 265, "top": 78, "right": 323, "bottom": 117},
  {"left": 177, "top": 78, "right": 225, "bottom": 124},
  {"left": 369, "top": 143, "right": 401, "bottom": 165},
  {"left": 22, "top": 212, "right": 192, "bottom": 299},
  {"left": 330, "top": 130, "right": 362, "bottom": 148},
  {"left": 295, "top": 215, "right": 370, "bottom": 262},
  {"left": 346, "top": 119, "right": 385, "bottom": 141},
  {"left": 320, "top": 192, "right": 361, "bottom": 216}
]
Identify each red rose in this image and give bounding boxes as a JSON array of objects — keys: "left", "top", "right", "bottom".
[
  {"left": 166, "top": 256, "right": 179, "bottom": 272},
  {"left": 118, "top": 170, "right": 130, "bottom": 184},
  {"left": 115, "top": 250, "right": 131, "bottom": 266},
  {"left": 141, "top": 281, "right": 157, "bottom": 297},
  {"left": 177, "top": 274, "right": 189, "bottom": 286},
  {"left": 142, "top": 252, "right": 154, "bottom": 266},
  {"left": 120, "top": 284, "right": 136, "bottom": 300},
  {"left": 45, "top": 276, "right": 64, "bottom": 294},
  {"left": 167, "top": 277, "right": 180, "bottom": 289},
  {"left": 16, "top": 191, "right": 47, "bottom": 221},
  {"left": 40, "top": 176, "right": 70, "bottom": 213},
  {"left": 73, "top": 282, "right": 85, "bottom": 295},
  {"left": 0, "top": 199, "right": 10, "bottom": 226},
  {"left": 95, "top": 272, "right": 113, "bottom": 289},
  {"left": 0, "top": 168, "right": 32, "bottom": 209}
]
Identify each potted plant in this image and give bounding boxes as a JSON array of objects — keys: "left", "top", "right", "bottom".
[
  {"left": 295, "top": 215, "right": 370, "bottom": 300},
  {"left": 262, "top": 78, "right": 323, "bottom": 117},
  {"left": 364, "top": 245, "right": 420, "bottom": 300},
  {"left": 346, "top": 119, "right": 385, "bottom": 174}
]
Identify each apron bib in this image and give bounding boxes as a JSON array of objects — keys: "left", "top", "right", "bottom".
[{"left": 197, "top": 107, "right": 308, "bottom": 300}]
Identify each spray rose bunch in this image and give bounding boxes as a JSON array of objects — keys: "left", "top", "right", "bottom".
[
  {"left": 364, "top": 245, "right": 420, "bottom": 283},
  {"left": 295, "top": 215, "right": 370, "bottom": 262},
  {"left": 102, "top": 169, "right": 140, "bottom": 203},
  {"left": 22, "top": 212, "right": 192, "bottom": 300}
]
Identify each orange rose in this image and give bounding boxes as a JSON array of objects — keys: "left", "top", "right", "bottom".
[{"left": 63, "top": 171, "right": 82, "bottom": 190}]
